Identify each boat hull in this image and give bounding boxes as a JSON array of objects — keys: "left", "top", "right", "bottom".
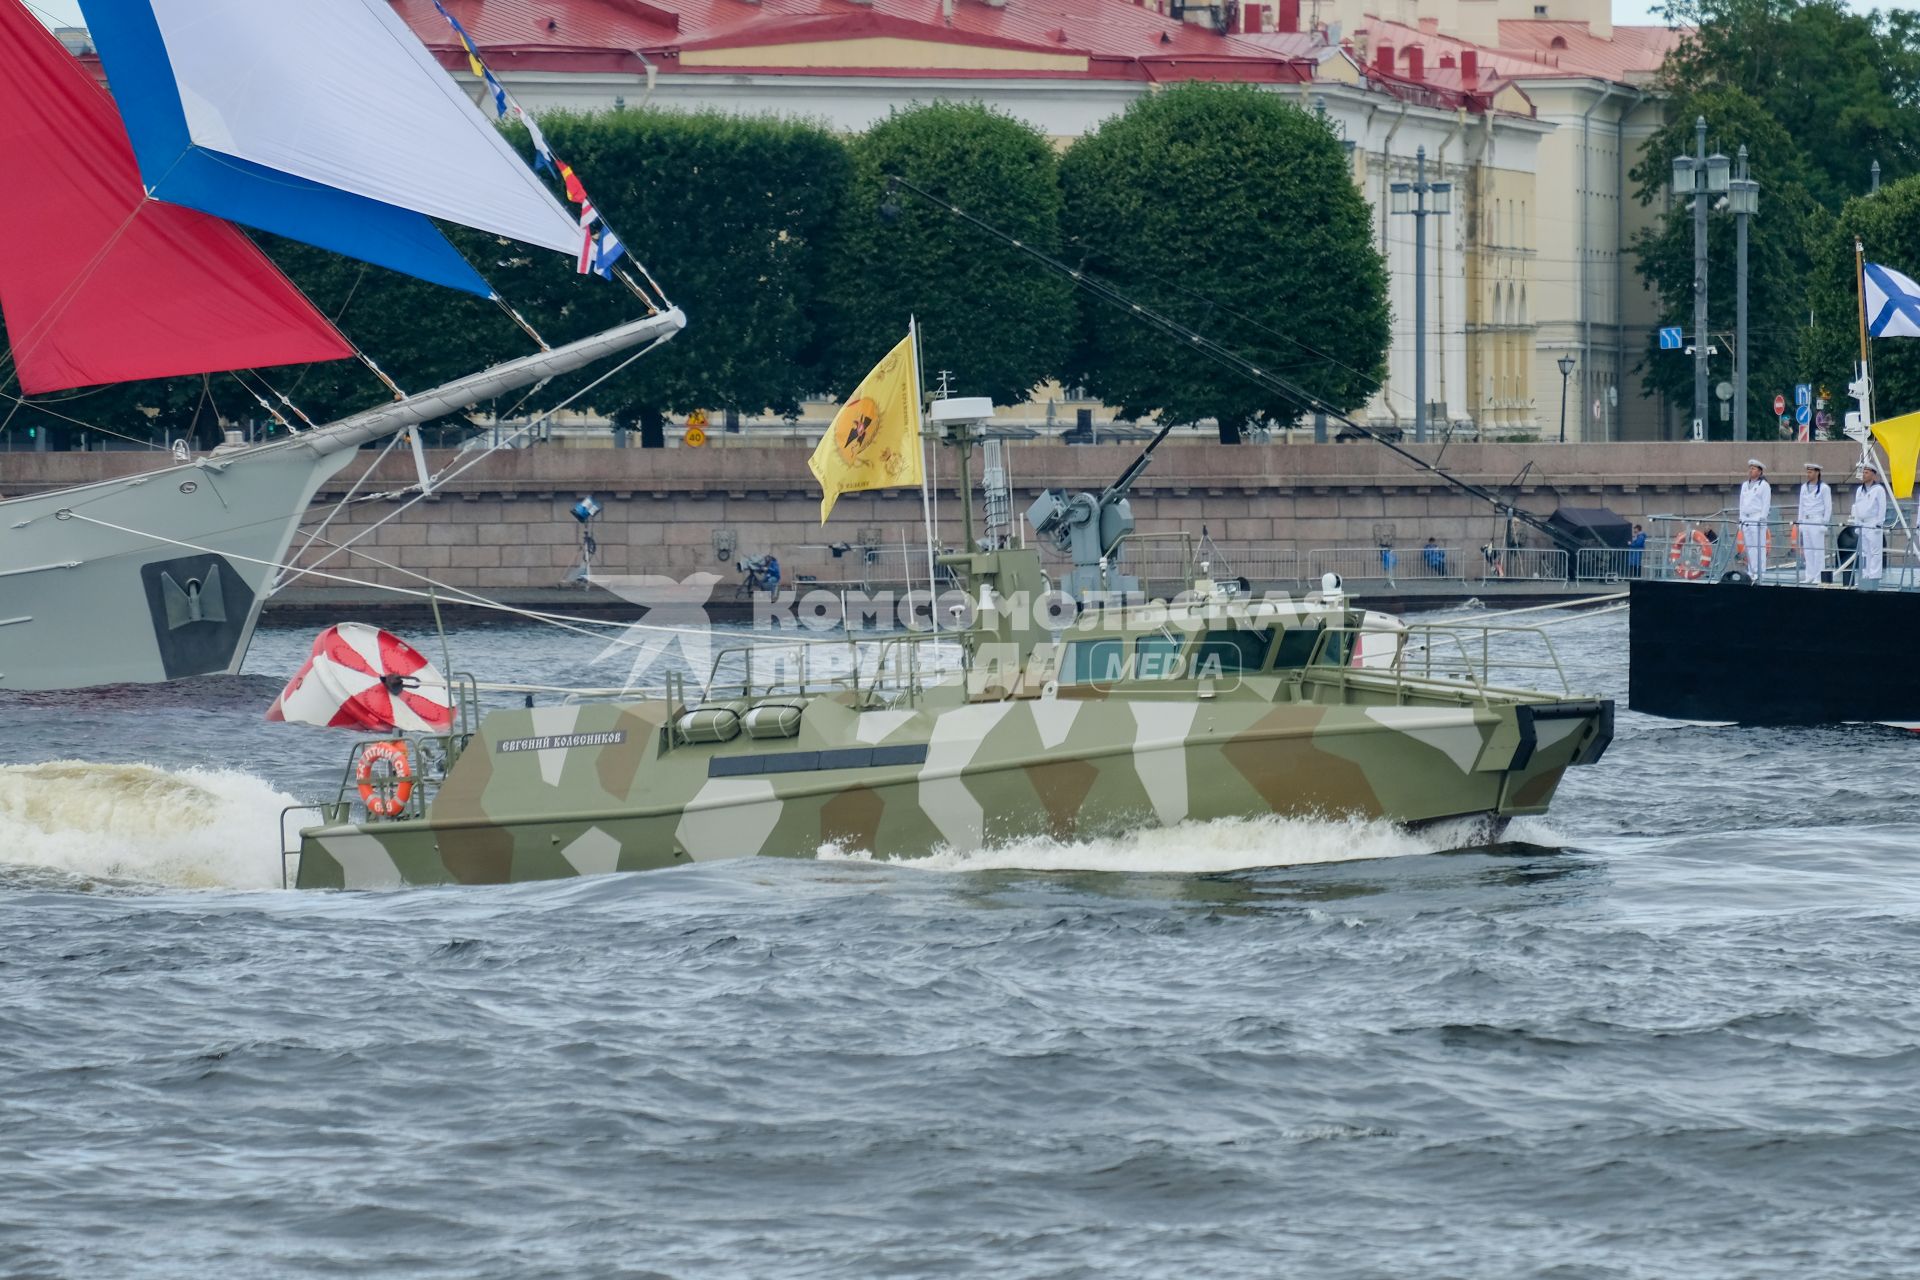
[
  {"left": 0, "top": 444, "right": 349, "bottom": 690},
  {"left": 295, "top": 690, "right": 1612, "bottom": 889},
  {"left": 1630, "top": 578, "right": 1920, "bottom": 723}
]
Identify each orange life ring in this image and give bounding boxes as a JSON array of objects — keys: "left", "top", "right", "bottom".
[
  {"left": 1669, "top": 529, "right": 1711, "bottom": 580},
  {"left": 356, "top": 739, "right": 413, "bottom": 818},
  {"left": 1734, "top": 526, "right": 1773, "bottom": 558}
]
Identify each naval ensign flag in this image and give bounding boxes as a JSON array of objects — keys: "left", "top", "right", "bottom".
[{"left": 1865, "top": 262, "right": 1920, "bottom": 338}]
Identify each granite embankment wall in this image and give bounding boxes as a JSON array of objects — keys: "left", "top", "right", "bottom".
[{"left": 1, "top": 440, "right": 1855, "bottom": 596}]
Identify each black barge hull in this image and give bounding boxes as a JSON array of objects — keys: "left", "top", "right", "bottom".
[{"left": 1630, "top": 578, "right": 1920, "bottom": 723}]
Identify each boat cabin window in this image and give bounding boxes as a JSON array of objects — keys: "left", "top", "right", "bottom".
[
  {"left": 1272, "top": 621, "right": 1325, "bottom": 669},
  {"left": 1318, "top": 630, "right": 1356, "bottom": 666},
  {"left": 1193, "top": 628, "right": 1274, "bottom": 675},
  {"left": 1133, "top": 632, "right": 1184, "bottom": 680},
  {"left": 1064, "top": 639, "right": 1126, "bottom": 684}
]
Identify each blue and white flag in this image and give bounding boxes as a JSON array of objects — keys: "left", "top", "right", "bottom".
[
  {"left": 576, "top": 201, "right": 626, "bottom": 279},
  {"left": 1865, "top": 262, "right": 1920, "bottom": 338}
]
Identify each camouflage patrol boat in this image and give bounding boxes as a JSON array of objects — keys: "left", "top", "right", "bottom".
[{"left": 286, "top": 408, "right": 1613, "bottom": 890}]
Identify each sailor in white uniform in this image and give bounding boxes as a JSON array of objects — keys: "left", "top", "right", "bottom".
[
  {"left": 1738, "top": 459, "right": 1772, "bottom": 579},
  {"left": 1852, "top": 462, "right": 1889, "bottom": 590},
  {"left": 1795, "top": 461, "right": 1832, "bottom": 584}
]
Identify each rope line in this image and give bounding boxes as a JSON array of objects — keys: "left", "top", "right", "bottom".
[
  {"left": 59, "top": 509, "right": 864, "bottom": 649},
  {"left": 275, "top": 333, "right": 671, "bottom": 588}
]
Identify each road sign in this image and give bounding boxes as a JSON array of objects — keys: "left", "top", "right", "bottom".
[
  {"left": 1796, "top": 403, "right": 1811, "bottom": 426},
  {"left": 1715, "top": 381, "right": 1734, "bottom": 401},
  {"left": 1796, "top": 383, "right": 1812, "bottom": 407},
  {"left": 684, "top": 426, "right": 707, "bottom": 447},
  {"left": 1659, "top": 326, "right": 1684, "bottom": 350},
  {"left": 1773, "top": 393, "right": 1786, "bottom": 415}
]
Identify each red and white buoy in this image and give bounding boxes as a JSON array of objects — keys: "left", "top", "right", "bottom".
[{"left": 266, "top": 623, "right": 452, "bottom": 733}]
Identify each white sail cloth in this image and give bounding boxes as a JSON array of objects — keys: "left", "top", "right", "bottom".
[{"left": 138, "top": 0, "right": 580, "bottom": 257}]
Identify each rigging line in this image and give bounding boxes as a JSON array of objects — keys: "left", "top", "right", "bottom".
[
  {"left": 296, "top": 529, "right": 880, "bottom": 651},
  {"left": 886, "top": 176, "right": 1581, "bottom": 552},
  {"left": 57, "top": 509, "right": 850, "bottom": 648},
  {"left": 56, "top": 509, "right": 624, "bottom": 643},
  {"left": 254, "top": 368, "right": 321, "bottom": 430},
  {"left": 187, "top": 375, "right": 211, "bottom": 444},
  {"left": 492, "top": 291, "right": 551, "bottom": 350},
  {"left": 284, "top": 263, "right": 373, "bottom": 402},
  {"left": 620, "top": 263, "right": 672, "bottom": 312},
  {"left": 203, "top": 374, "right": 231, "bottom": 434},
  {"left": 356, "top": 347, "right": 408, "bottom": 401},
  {"left": 331, "top": 263, "right": 373, "bottom": 324},
  {"left": 1065, "top": 244, "right": 1398, "bottom": 404},
  {"left": 228, "top": 370, "right": 295, "bottom": 434},
  {"left": 0, "top": 392, "right": 162, "bottom": 449},
  {"left": 279, "top": 431, "right": 409, "bottom": 588},
  {"left": 275, "top": 333, "right": 672, "bottom": 588},
  {"left": 9, "top": 196, "right": 152, "bottom": 366}
]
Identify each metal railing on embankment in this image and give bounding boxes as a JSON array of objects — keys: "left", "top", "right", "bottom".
[{"left": 768, "top": 538, "right": 1668, "bottom": 601}]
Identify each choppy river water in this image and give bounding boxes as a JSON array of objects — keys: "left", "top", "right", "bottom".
[{"left": 2, "top": 609, "right": 1917, "bottom": 1278}]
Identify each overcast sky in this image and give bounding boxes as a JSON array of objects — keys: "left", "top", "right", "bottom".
[{"left": 23, "top": 0, "right": 1920, "bottom": 33}]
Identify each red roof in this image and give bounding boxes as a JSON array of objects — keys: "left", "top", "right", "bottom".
[
  {"left": 1492, "top": 19, "right": 1682, "bottom": 82},
  {"left": 395, "top": 0, "right": 1317, "bottom": 83},
  {"left": 1345, "top": 15, "right": 1680, "bottom": 88}
]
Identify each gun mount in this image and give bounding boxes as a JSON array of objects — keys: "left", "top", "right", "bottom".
[{"left": 1026, "top": 419, "right": 1176, "bottom": 599}]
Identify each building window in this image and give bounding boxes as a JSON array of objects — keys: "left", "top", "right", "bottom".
[{"left": 1533, "top": 3, "right": 1547, "bottom": 13}]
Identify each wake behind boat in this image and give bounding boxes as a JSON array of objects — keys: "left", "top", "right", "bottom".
[{"left": 0, "top": 0, "right": 682, "bottom": 691}]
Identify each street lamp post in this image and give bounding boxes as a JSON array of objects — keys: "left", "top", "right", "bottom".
[
  {"left": 1672, "top": 117, "right": 1730, "bottom": 442},
  {"left": 1729, "top": 146, "right": 1760, "bottom": 442},
  {"left": 1390, "top": 146, "right": 1452, "bottom": 444},
  {"left": 1557, "top": 354, "right": 1577, "bottom": 444}
]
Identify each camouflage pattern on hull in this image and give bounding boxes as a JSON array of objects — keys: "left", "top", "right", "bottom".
[{"left": 295, "top": 679, "right": 1611, "bottom": 890}]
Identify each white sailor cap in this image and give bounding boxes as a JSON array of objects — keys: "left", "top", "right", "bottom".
[
  {"left": 1804, "top": 461, "right": 1823, "bottom": 471},
  {"left": 1747, "top": 458, "right": 1765, "bottom": 470}
]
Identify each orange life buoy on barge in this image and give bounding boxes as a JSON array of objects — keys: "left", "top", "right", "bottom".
[
  {"left": 1734, "top": 526, "right": 1773, "bottom": 559},
  {"left": 1669, "top": 529, "right": 1712, "bottom": 580}
]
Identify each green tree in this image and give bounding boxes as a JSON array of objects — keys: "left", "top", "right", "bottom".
[
  {"left": 486, "top": 108, "right": 852, "bottom": 440},
  {"left": 1655, "top": 0, "right": 1920, "bottom": 208},
  {"left": 1058, "top": 83, "right": 1387, "bottom": 442},
  {"left": 1802, "top": 175, "right": 1920, "bottom": 420},
  {"left": 1628, "top": 89, "right": 1829, "bottom": 436},
  {"left": 819, "top": 102, "right": 1075, "bottom": 408}
]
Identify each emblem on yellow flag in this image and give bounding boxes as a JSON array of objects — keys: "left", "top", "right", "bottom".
[{"left": 809, "top": 332, "right": 924, "bottom": 523}]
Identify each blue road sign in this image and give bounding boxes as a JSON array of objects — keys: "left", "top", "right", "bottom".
[
  {"left": 1797, "top": 403, "right": 1812, "bottom": 426},
  {"left": 1796, "top": 382, "right": 1812, "bottom": 407},
  {"left": 1659, "top": 326, "right": 1684, "bottom": 350}
]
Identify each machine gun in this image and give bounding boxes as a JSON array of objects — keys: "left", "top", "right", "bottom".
[{"left": 1026, "top": 420, "right": 1177, "bottom": 599}]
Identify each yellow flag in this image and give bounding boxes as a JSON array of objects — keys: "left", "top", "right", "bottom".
[
  {"left": 809, "top": 332, "right": 924, "bottom": 523},
  {"left": 1871, "top": 409, "right": 1920, "bottom": 499}
]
